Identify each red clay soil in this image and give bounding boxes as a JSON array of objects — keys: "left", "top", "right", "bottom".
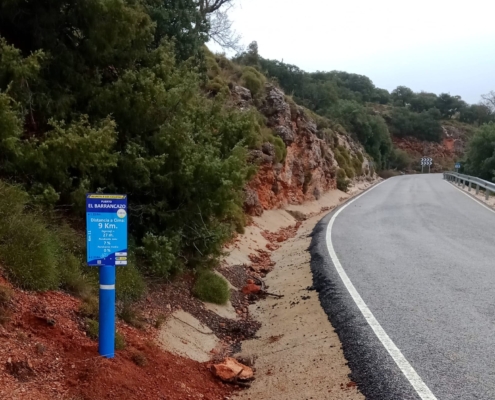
[
  {"left": 0, "top": 277, "right": 233, "bottom": 400},
  {"left": 261, "top": 222, "right": 301, "bottom": 245}
]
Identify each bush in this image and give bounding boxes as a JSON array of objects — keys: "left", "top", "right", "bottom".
[
  {"left": 389, "top": 107, "right": 442, "bottom": 142},
  {"left": 115, "top": 331, "right": 126, "bottom": 350},
  {"left": 0, "top": 213, "right": 60, "bottom": 291},
  {"left": 464, "top": 123, "right": 495, "bottom": 180},
  {"left": 192, "top": 270, "right": 230, "bottom": 305},
  {"left": 336, "top": 169, "right": 350, "bottom": 192},
  {"left": 132, "top": 352, "right": 148, "bottom": 366},
  {"left": 241, "top": 67, "right": 265, "bottom": 97},
  {"left": 80, "top": 295, "right": 99, "bottom": 319},
  {"left": 116, "top": 262, "right": 146, "bottom": 302},
  {"left": 85, "top": 318, "right": 99, "bottom": 340},
  {"left": 389, "top": 148, "right": 412, "bottom": 170},
  {"left": 118, "top": 301, "right": 145, "bottom": 329},
  {"left": 352, "top": 157, "right": 363, "bottom": 176}
]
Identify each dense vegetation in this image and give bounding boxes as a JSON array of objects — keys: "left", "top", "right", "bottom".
[
  {"left": 2, "top": 1, "right": 495, "bottom": 301},
  {"left": 233, "top": 44, "right": 495, "bottom": 170},
  {"left": 0, "top": 0, "right": 255, "bottom": 296}
]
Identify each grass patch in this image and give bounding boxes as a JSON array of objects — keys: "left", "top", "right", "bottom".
[
  {"left": 131, "top": 351, "right": 148, "bottom": 367},
  {"left": 154, "top": 314, "right": 167, "bottom": 329},
  {"left": 192, "top": 269, "right": 230, "bottom": 305},
  {"left": 118, "top": 301, "right": 145, "bottom": 329},
  {"left": 115, "top": 331, "right": 126, "bottom": 350},
  {"left": 116, "top": 262, "right": 146, "bottom": 302},
  {"left": 79, "top": 295, "right": 99, "bottom": 319},
  {"left": 85, "top": 318, "right": 99, "bottom": 340}
]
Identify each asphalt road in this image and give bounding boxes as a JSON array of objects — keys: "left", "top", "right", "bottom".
[{"left": 310, "top": 174, "right": 495, "bottom": 400}]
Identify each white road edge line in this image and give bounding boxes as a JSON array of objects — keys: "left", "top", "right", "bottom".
[
  {"left": 445, "top": 180, "right": 495, "bottom": 215},
  {"left": 325, "top": 179, "right": 438, "bottom": 400}
]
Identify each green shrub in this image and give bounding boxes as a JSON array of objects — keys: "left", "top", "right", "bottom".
[
  {"left": 85, "top": 318, "right": 99, "bottom": 340},
  {"left": 131, "top": 352, "right": 148, "bottom": 366},
  {"left": 116, "top": 262, "right": 146, "bottom": 302},
  {"left": 193, "top": 270, "right": 230, "bottom": 305},
  {"left": 118, "top": 301, "right": 145, "bottom": 329},
  {"left": 115, "top": 331, "right": 126, "bottom": 350},
  {"left": 0, "top": 213, "right": 60, "bottom": 291},
  {"left": 241, "top": 67, "right": 265, "bottom": 97},
  {"left": 139, "top": 233, "right": 182, "bottom": 279},
  {"left": 352, "top": 157, "right": 363, "bottom": 176},
  {"left": 59, "top": 253, "right": 93, "bottom": 298},
  {"left": 336, "top": 169, "right": 350, "bottom": 192},
  {"left": 389, "top": 148, "right": 412, "bottom": 170},
  {"left": 343, "top": 165, "right": 355, "bottom": 179},
  {"left": 268, "top": 135, "right": 287, "bottom": 163},
  {"left": 80, "top": 295, "right": 99, "bottom": 319}
]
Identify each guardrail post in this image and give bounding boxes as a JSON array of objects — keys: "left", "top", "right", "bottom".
[
  {"left": 476, "top": 184, "right": 480, "bottom": 195},
  {"left": 486, "top": 189, "right": 490, "bottom": 201},
  {"left": 468, "top": 181, "right": 472, "bottom": 191}
]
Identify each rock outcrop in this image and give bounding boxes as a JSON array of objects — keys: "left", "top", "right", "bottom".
[{"left": 242, "top": 84, "right": 371, "bottom": 215}]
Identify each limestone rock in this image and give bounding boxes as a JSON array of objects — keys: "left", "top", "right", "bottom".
[{"left": 210, "top": 357, "right": 254, "bottom": 382}]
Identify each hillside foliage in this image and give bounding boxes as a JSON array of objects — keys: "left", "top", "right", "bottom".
[{"left": 1, "top": 1, "right": 494, "bottom": 297}]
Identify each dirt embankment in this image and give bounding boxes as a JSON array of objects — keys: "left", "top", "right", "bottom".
[
  {"left": 0, "top": 277, "right": 233, "bottom": 400},
  {"left": 231, "top": 184, "right": 373, "bottom": 400}
]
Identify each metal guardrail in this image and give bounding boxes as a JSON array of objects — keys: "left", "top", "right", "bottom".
[{"left": 443, "top": 172, "right": 495, "bottom": 200}]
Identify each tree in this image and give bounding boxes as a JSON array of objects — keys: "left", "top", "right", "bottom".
[
  {"left": 409, "top": 92, "right": 438, "bottom": 113},
  {"left": 481, "top": 91, "right": 495, "bottom": 112},
  {"left": 330, "top": 100, "right": 392, "bottom": 168},
  {"left": 372, "top": 88, "right": 391, "bottom": 105},
  {"left": 389, "top": 107, "right": 442, "bottom": 142},
  {"left": 464, "top": 123, "right": 495, "bottom": 181},
  {"left": 207, "top": 4, "right": 241, "bottom": 51},
  {"left": 0, "top": 0, "right": 263, "bottom": 276},
  {"left": 391, "top": 86, "right": 414, "bottom": 107},
  {"left": 460, "top": 104, "right": 494, "bottom": 125},
  {"left": 435, "top": 93, "right": 466, "bottom": 119}
]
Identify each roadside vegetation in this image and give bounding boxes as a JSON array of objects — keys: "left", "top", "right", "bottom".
[{"left": 0, "top": 1, "right": 494, "bottom": 306}]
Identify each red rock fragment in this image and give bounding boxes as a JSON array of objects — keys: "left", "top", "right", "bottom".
[{"left": 210, "top": 357, "right": 254, "bottom": 382}]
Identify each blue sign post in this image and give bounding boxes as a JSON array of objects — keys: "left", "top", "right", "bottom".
[
  {"left": 86, "top": 194, "right": 128, "bottom": 358},
  {"left": 455, "top": 162, "right": 461, "bottom": 172}
]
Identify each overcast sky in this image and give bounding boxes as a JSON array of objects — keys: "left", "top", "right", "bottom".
[{"left": 211, "top": 0, "right": 495, "bottom": 104}]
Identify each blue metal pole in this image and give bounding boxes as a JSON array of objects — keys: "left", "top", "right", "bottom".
[{"left": 99, "top": 265, "right": 116, "bottom": 358}]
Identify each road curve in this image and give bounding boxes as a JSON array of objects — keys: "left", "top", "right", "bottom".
[{"left": 310, "top": 174, "right": 495, "bottom": 400}]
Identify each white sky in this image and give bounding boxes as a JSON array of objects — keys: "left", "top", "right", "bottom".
[{"left": 210, "top": 0, "right": 495, "bottom": 104}]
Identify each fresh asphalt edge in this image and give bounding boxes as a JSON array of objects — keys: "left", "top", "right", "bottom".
[{"left": 309, "top": 182, "right": 422, "bottom": 400}]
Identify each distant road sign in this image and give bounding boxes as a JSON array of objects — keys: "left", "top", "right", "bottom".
[
  {"left": 455, "top": 162, "right": 461, "bottom": 169},
  {"left": 421, "top": 157, "right": 432, "bottom": 166}
]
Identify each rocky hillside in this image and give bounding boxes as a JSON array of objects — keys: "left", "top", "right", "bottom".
[
  {"left": 392, "top": 121, "right": 475, "bottom": 172},
  {"left": 233, "top": 84, "right": 374, "bottom": 215}
]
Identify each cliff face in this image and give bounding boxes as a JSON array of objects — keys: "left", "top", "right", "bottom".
[{"left": 235, "top": 84, "right": 373, "bottom": 216}]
